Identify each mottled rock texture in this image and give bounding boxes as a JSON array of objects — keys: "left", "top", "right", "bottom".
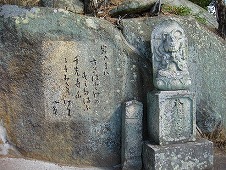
[
  {"left": 162, "top": 0, "right": 218, "bottom": 27},
  {"left": 143, "top": 139, "right": 214, "bottom": 170},
  {"left": 121, "top": 16, "right": 226, "bottom": 134},
  {"left": 42, "top": 0, "right": 84, "bottom": 14},
  {"left": 0, "top": 5, "right": 149, "bottom": 167},
  {"left": 197, "top": 100, "right": 223, "bottom": 133},
  {"left": 109, "top": 0, "right": 156, "bottom": 17},
  {"left": 0, "top": 0, "right": 40, "bottom": 6}
]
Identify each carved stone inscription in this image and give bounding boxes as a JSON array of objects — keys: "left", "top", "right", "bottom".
[
  {"left": 147, "top": 91, "right": 196, "bottom": 145},
  {"left": 161, "top": 97, "right": 193, "bottom": 142},
  {"left": 151, "top": 20, "right": 191, "bottom": 90},
  {"left": 42, "top": 41, "right": 114, "bottom": 121}
]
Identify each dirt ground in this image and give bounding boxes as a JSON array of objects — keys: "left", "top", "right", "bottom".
[{"left": 0, "top": 148, "right": 225, "bottom": 170}]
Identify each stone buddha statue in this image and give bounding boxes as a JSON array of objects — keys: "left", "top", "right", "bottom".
[{"left": 151, "top": 20, "right": 191, "bottom": 90}]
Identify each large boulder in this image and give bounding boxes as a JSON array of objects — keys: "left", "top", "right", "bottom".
[
  {"left": 109, "top": 0, "right": 156, "bottom": 17},
  {"left": 121, "top": 16, "right": 226, "bottom": 133},
  {"left": 162, "top": 0, "right": 218, "bottom": 28},
  {"left": 42, "top": 0, "right": 84, "bottom": 14},
  {"left": 109, "top": 0, "right": 218, "bottom": 29},
  {"left": 0, "top": 0, "right": 40, "bottom": 6},
  {"left": 0, "top": 5, "right": 147, "bottom": 167}
]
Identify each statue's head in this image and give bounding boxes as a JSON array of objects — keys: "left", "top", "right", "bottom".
[{"left": 162, "top": 29, "right": 184, "bottom": 52}]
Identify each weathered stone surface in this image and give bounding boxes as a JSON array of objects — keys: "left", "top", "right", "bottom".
[
  {"left": 0, "top": 0, "right": 40, "bottom": 7},
  {"left": 147, "top": 90, "right": 196, "bottom": 145},
  {"left": 143, "top": 139, "right": 214, "bottom": 170},
  {"left": 0, "top": 5, "right": 145, "bottom": 167},
  {"left": 121, "top": 16, "right": 226, "bottom": 133},
  {"left": 162, "top": 0, "right": 218, "bottom": 27},
  {"left": 151, "top": 20, "right": 191, "bottom": 90},
  {"left": 197, "top": 100, "right": 223, "bottom": 133},
  {"left": 42, "top": 0, "right": 84, "bottom": 14},
  {"left": 121, "top": 100, "right": 143, "bottom": 170},
  {"left": 109, "top": 0, "right": 156, "bottom": 17}
]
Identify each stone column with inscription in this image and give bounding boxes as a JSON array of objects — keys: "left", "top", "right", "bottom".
[
  {"left": 143, "top": 20, "right": 214, "bottom": 170},
  {"left": 121, "top": 100, "right": 143, "bottom": 170}
]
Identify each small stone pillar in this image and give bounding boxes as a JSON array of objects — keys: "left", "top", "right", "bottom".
[
  {"left": 143, "top": 20, "right": 213, "bottom": 170},
  {"left": 122, "top": 100, "right": 143, "bottom": 170}
]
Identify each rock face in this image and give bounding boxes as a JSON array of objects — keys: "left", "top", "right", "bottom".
[
  {"left": 0, "top": 5, "right": 145, "bottom": 167},
  {"left": 0, "top": 0, "right": 40, "bottom": 6},
  {"left": 42, "top": 0, "right": 84, "bottom": 14},
  {"left": 109, "top": 0, "right": 156, "bottom": 17},
  {"left": 196, "top": 100, "right": 223, "bottom": 133},
  {"left": 162, "top": 0, "right": 218, "bottom": 28},
  {"left": 121, "top": 16, "right": 226, "bottom": 134}
]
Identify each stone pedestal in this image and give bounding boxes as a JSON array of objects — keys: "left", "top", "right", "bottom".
[
  {"left": 121, "top": 100, "right": 143, "bottom": 170},
  {"left": 147, "top": 90, "right": 196, "bottom": 145},
  {"left": 143, "top": 139, "right": 213, "bottom": 170}
]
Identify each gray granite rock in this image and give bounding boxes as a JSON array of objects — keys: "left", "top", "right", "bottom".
[
  {"left": 162, "top": 0, "right": 218, "bottom": 28},
  {"left": 121, "top": 100, "right": 143, "bottom": 170},
  {"left": 42, "top": 0, "right": 84, "bottom": 14},
  {"left": 197, "top": 100, "right": 223, "bottom": 133},
  {"left": 121, "top": 16, "right": 226, "bottom": 134},
  {"left": 143, "top": 139, "right": 214, "bottom": 170},
  {"left": 109, "top": 0, "right": 156, "bottom": 17},
  {"left": 0, "top": 5, "right": 145, "bottom": 167},
  {"left": 0, "top": 0, "right": 40, "bottom": 6},
  {"left": 147, "top": 90, "right": 196, "bottom": 145}
]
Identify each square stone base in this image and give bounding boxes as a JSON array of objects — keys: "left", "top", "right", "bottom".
[{"left": 143, "top": 139, "right": 213, "bottom": 170}]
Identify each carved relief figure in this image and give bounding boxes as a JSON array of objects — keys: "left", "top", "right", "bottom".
[{"left": 151, "top": 20, "right": 191, "bottom": 90}]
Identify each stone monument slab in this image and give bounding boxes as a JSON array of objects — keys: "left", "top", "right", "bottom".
[
  {"left": 121, "top": 100, "right": 143, "bottom": 170},
  {"left": 147, "top": 90, "right": 196, "bottom": 145},
  {"left": 143, "top": 139, "right": 213, "bottom": 170}
]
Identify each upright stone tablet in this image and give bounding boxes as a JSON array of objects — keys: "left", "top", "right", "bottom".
[{"left": 121, "top": 100, "right": 143, "bottom": 170}]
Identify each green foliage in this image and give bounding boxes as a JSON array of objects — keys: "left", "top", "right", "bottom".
[
  {"left": 162, "top": 4, "right": 207, "bottom": 25},
  {"left": 194, "top": 14, "right": 207, "bottom": 24},
  {"left": 188, "top": 0, "right": 211, "bottom": 8},
  {"left": 162, "top": 4, "right": 192, "bottom": 16}
]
